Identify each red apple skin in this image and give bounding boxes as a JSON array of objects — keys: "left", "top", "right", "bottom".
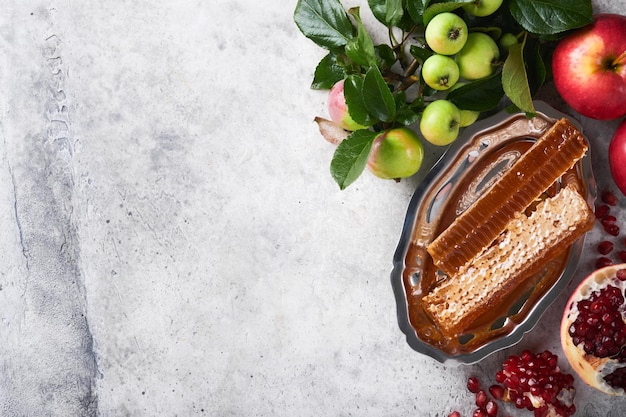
[
  {"left": 328, "top": 80, "right": 367, "bottom": 131},
  {"left": 552, "top": 14, "right": 626, "bottom": 120},
  {"left": 609, "top": 118, "right": 626, "bottom": 196}
]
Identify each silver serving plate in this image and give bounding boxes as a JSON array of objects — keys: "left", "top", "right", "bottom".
[{"left": 391, "top": 101, "right": 597, "bottom": 364}]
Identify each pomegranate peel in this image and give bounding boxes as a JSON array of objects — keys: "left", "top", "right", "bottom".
[{"left": 561, "top": 264, "right": 626, "bottom": 396}]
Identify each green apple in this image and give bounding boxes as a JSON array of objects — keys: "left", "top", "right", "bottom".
[
  {"left": 425, "top": 12, "right": 469, "bottom": 55},
  {"left": 419, "top": 100, "right": 461, "bottom": 146},
  {"left": 459, "top": 109, "right": 480, "bottom": 127},
  {"left": 456, "top": 32, "right": 500, "bottom": 80},
  {"left": 422, "top": 54, "right": 460, "bottom": 90},
  {"left": 499, "top": 32, "right": 518, "bottom": 50},
  {"left": 367, "top": 128, "right": 424, "bottom": 179},
  {"left": 462, "top": 0, "right": 504, "bottom": 17}
]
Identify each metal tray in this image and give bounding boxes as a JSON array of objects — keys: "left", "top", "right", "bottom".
[{"left": 391, "top": 101, "right": 596, "bottom": 364}]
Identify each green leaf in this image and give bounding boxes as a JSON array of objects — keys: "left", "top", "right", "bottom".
[
  {"left": 523, "top": 38, "right": 547, "bottom": 95},
  {"left": 447, "top": 74, "right": 504, "bottom": 112},
  {"left": 405, "top": 0, "right": 428, "bottom": 23},
  {"left": 375, "top": 44, "right": 397, "bottom": 70},
  {"left": 423, "top": 1, "right": 470, "bottom": 25},
  {"left": 409, "top": 45, "right": 433, "bottom": 63},
  {"left": 368, "top": 0, "right": 387, "bottom": 25},
  {"left": 344, "top": 75, "right": 377, "bottom": 126},
  {"left": 509, "top": 0, "right": 593, "bottom": 35},
  {"left": 362, "top": 66, "right": 396, "bottom": 122},
  {"left": 294, "top": 0, "right": 355, "bottom": 49},
  {"left": 367, "top": 0, "right": 403, "bottom": 27},
  {"left": 385, "top": 0, "right": 404, "bottom": 27},
  {"left": 312, "top": 53, "right": 345, "bottom": 89},
  {"left": 502, "top": 38, "right": 534, "bottom": 114},
  {"left": 345, "top": 8, "right": 378, "bottom": 67},
  {"left": 472, "top": 26, "right": 503, "bottom": 40},
  {"left": 330, "top": 130, "right": 377, "bottom": 189},
  {"left": 394, "top": 92, "right": 422, "bottom": 125}
]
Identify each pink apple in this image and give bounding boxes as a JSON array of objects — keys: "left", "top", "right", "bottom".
[
  {"left": 609, "top": 118, "right": 626, "bottom": 196},
  {"left": 552, "top": 14, "right": 626, "bottom": 120},
  {"left": 327, "top": 80, "right": 367, "bottom": 131}
]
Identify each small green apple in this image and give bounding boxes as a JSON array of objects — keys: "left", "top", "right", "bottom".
[
  {"left": 425, "top": 12, "right": 469, "bottom": 55},
  {"left": 419, "top": 100, "right": 461, "bottom": 146},
  {"left": 367, "top": 128, "right": 424, "bottom": 179},
  {"left": 462, "top": 0, "right": 504, "bottom": 17},
  {"left": 422, "top": 54, "right": 460, "bottom": 90},
  {"left": 459, "top": 109, "right": 480, "bottom": 127},
  {"left": 499, "top": 32, "right": 518, "bottom": 50},
  {"left": 328, "top": 80, "right": 367, "bottom": 131},
  {"left": 456, "top": 32, "right": 500, "bottom": 80}
]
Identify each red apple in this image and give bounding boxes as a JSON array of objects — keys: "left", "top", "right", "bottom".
[
  {"left": 552, "top": 14, "right": 626, "bottom": 120},
  {"left": 609, "top": 118, "right": 626, "bottom": 196}
]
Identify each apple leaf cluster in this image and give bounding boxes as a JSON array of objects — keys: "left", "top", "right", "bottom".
[{"left": 294, "top": 0, "right": 593, "bottom": 189}]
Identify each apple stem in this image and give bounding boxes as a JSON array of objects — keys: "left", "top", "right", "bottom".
[
  {"left": 382, "top": 66, "right": 420, "bottom": 93},
  {"left": 388, "top": 27, "right": 400, "bottom": 49},
  {"left": 403, "top": 58, "right": 420, "bottom": 78},
  {"left": 613, "top": 51, "right": 626, "bottom": 67}
]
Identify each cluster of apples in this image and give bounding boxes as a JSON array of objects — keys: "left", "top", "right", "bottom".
[
  {"left": 326, "top": 0, "right": 506, "bottom": 181},
  {"left": 420, "top": 4, "right": 506, "bottom": 147},
  {"left": 551, "top": 13, "right": 626, "bottom": 196}
]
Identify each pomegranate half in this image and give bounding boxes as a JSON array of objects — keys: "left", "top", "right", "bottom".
[{"left": 561, "top": 264, "right": 626, "bottom": 395}]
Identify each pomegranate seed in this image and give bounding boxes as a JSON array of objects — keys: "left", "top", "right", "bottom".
[
  {"left": 618, "top": 251, "right": 626, "bottom": 263},
  {"left": 475, "top": 390, "right": 488, "bottom": 408},
  {"left": 569, "top": 284, "right": 626, "bottom": 359},
  {"left": 472, "top": 409, "right": 487, "bottom": 417},
  {"left": 448, "top": 412, "right": 462, "bottom": 417},
  {"left": 596, "top": 204, "right": 611, "bottom": 218},
  {"left": 495, "top": 370, "right": 506, "bottom": 383},
  {"left": 602, "top": 190, "right": 618, "bottom": 206},
  {"left": 597, "top": 240, "right": 615, "bottom": 255},
  {"left": 617, "top": 269, "right": 626, "bottom": 281},
  {"left": 488, "top": 384, "right": 504, "bottom": 400},
  {"left": 467, "top": 377, "right": 480, "bottom": 393},
  {"left": 603, "top": 223, "right": 620, "bottom": 236},
  {"left": 485, "top": 400, "right": 498, "bottom": 417},
  {"left": 496, "top": 350, "right": 576, "bottom": 417},
  {"left": 596, "top": 257, "right": 613, "bottom": 269},
  {"left": 601, "top": 215, "right": 617, "bottom": 226}
]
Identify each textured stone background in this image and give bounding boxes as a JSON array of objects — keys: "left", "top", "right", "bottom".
[{"left": 1, "top": 1, "right": 625, "bottom": 416}]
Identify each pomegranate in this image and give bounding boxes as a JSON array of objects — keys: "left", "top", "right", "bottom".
[{"left": 561, "top": 264, "right": 626, "bottom": 396}]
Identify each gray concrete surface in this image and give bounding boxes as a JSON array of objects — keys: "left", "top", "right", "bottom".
[{"left": 1, "top": 1, "right": 625, "bottom": 416}]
